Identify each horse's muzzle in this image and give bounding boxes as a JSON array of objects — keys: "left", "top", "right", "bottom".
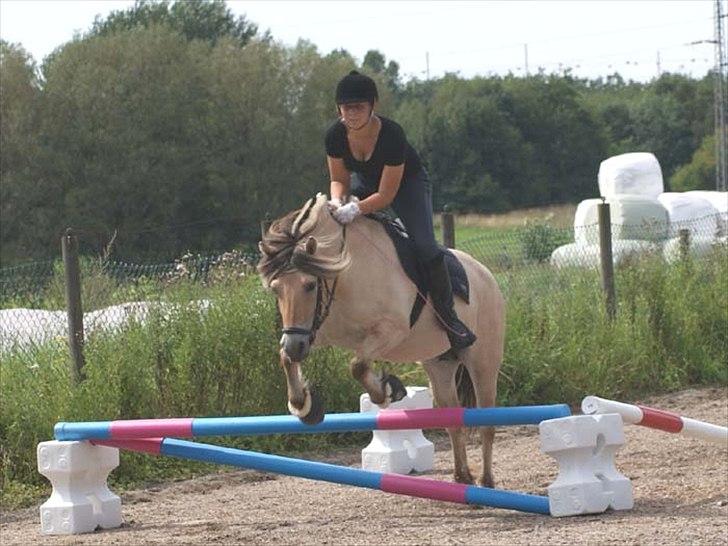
[{"left": 280, "top": 332, "right": 311, "bottom": 362}]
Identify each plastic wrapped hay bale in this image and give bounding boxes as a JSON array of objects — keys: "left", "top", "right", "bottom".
[
  {"left": 686, "top": 191, "right": 728, "bottom": 236},
  {"left": 663, "top": 235, "right": 727, "bottom": 264},
  {"left": 573, "top": 195, "right": 669, "bottom": 245},
  {"left": 656, "top": 192, "right": 721, "bottom": 238},
  {"left": 550, "top": 240, "right": 657, "bottom": 269},
  {"left": 598, "top": 152, "right": 664, "bottom": 198}
]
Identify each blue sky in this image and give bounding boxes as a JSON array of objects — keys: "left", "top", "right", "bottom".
[{"left": 0, "top": 0, "right": 719, "bottom": 82}]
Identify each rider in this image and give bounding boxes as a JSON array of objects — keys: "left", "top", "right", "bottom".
[{"left": 325, "top": 70, "right": 476, "bottom": 352}]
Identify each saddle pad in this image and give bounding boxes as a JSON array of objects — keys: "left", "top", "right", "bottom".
[{"left": 370, "top": 213, "right": 470, "bottom": 327}]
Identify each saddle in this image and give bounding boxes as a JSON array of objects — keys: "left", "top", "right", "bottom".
[{"left": 367, "top": 213, "right": 470, "bottom": 327}]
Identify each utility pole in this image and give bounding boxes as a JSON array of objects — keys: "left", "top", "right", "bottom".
[
  {"left": 690, "top": 1, "right": 728, "bottom": 191},
  {"left": 524, "top": 44, "right": 529, "bottom": 76},
  {"left": 426, "top": 51, "right": 430, "bottom": 80},
  {"left": 656, "top": 50, "right": 661, "bottom": 77},
  {"left": 714, "top": 0, "right": 727, "bottom": 191}
]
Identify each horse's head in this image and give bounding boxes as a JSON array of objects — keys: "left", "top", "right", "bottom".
[{"left": 258, "top": 193, "right": 350, "bottom": 362}]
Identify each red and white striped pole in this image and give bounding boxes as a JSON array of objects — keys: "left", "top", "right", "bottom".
[{"left": 581, "top": 396, "right": 728, "bottom": 446}]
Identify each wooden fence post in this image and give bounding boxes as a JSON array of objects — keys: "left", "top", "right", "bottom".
[
  {"left": 678, "top": 228, "right": 691, "bottom": 260},
  {"left": 598, "top": 201, "right": 616, "bottom": 321},
  {"left": 62, "top": 228, "right": 86, "bottom": 383},
  {"left": 442, "top": 205, "right": 455, "bottom": 249}
]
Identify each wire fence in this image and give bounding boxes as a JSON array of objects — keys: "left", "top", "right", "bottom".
[{"left": 1, "top": 212, "right": 726, "bottom": 356}]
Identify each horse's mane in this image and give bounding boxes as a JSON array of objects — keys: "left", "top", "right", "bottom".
[{"left": 257, "top": 194, "right": 351, "bottom": 285}]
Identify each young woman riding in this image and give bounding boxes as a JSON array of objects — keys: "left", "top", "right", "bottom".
[{"left": 325, "top": 70, "right": 476, "bottom": 352}]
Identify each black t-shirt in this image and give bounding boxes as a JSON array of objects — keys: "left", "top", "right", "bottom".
[{"left": 325, "top": 116, "right": 422, "bottom": 189}]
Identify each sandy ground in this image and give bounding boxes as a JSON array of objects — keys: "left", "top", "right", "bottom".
[{"left": 2, "top": 387, "right": 727, "bottom": 545}]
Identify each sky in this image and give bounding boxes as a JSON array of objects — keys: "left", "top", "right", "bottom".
[{"left": 0, "top": 0, "right": 720, "bottom": 82}]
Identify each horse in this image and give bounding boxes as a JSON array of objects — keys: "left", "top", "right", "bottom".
[{"left": 257, "top": 193, "right": 505, "bottom": 486}]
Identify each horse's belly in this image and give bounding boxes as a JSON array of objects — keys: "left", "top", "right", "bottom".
[{"left": 380, "top": 306, "right": 450, "bottom": 362}]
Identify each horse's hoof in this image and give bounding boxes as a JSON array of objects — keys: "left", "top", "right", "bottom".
[
  {"left": 383, "top": 374, "right": 407, "bottom": 404},
  {"left": 478, "top": 475, "right": 495, "bottom": 489},
  {"left": 454, "top": 471, "right": 475, "bottom": 485},
  {"left": 298, "top": 386, "right": 325, "bottom": 425}
]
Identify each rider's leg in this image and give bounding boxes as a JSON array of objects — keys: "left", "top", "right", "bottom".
[{"left": 391, "top": 170, "right": 476, "bottom": 351}]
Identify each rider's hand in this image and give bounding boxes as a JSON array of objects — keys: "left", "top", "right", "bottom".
[
  {"left": 327, "top": 197, "right": 343, "bottom": 211},
  {"left": 332, "top": 201, "right": 360, "bottom": 224}
]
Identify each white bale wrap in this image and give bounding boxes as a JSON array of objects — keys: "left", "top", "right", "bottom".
[
  {"left": 574, "top": 195, "right": 669, "bottom": 245},
  {"left": 598, "top": 153, "right": 664, "bottom": 198},
  {"left": 551, "top": 240, "right": 657, "bottom": 269},
  {"left": 656, "top": 192, "right": 720, "bottom": 238},
  {"left": 686, "top": 191, "right": 728, "bottom": 236}
]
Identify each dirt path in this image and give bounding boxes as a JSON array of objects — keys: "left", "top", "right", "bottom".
[{"left": 3, "top": 387, "right": 727, "bottom": 545}]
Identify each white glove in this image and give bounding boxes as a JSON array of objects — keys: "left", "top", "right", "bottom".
[
  {"left": 327, "top": 197, "right": 343, "bottom": 211},
  {"left": 333, "top": 201, "right": 361, "bottom": 224}
]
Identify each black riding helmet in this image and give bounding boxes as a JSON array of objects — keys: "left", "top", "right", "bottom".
[{"left": 335, "top": 70, "right": 378, "bottom": 105}]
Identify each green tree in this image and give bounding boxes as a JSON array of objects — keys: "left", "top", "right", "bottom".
[
  {"left": 363, "top": 49, "right": 400, "bottom": 94},
  {"left": 38, "top": 27, "right": 214, "bottom": 259},
  {"left": 670, "top": 134, "right": 717, "bottom": 191},
  {"left": 89, "top": 0, "right": 257, "bottom": 46},
  {"left": 0, "top": 42, "right": 44, "bottom": 264}
]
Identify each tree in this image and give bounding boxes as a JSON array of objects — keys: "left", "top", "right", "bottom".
[
  {"left": 669, "top": 134, "right": 717, "bottom": 191},
  {"left": 363, "top": 49, "right": 400, "bottom": 94},
  {"left": 89, "top": 0, "right": 257, "bottom": 47},
  {"left": 0, "top": 42, "right": 44, "bottom": 264}
]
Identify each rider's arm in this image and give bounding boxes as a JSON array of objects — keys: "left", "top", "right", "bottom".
[
  {"left": 327, "top": 156, "right": 351, "bottom": 201},
  {"left": 356, "top": 164, "right": 404, "bottom": 215}
]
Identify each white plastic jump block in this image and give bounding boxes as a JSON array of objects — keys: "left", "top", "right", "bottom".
[
  {"left": 37, "top": 440, "right": 123, "bottom": 535},
  {"left": 360, "top": 386, "right": 435, "bottom": 474},
  {"left": 539, "top": 414, "right": 633, "bottom": 517}
]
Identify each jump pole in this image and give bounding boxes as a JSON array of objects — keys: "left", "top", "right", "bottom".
[
  {"left": 582, "top": 396, "right": 728, "bottom": 446},
  {"left": 94, "top": 436, "right": 551, "bottom": 515},
  {"left": 54, "top": 404, "right": 572, "bottom": 442}
]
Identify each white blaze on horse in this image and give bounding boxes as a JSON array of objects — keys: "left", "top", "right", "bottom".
[{"left": 258, "top": 194, "right": 505, "bottom": 486}]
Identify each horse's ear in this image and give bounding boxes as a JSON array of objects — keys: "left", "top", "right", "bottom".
[{"left": 305, "top": 236, "right": 317, "bottom": 255}]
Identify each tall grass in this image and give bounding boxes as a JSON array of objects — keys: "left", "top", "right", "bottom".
[
  {"left": 499, "top": 251, "right": 727, "bottom": 404},
  {"left": 1, "top": 249, "right": 726, "bottom": 509},
  {"left": 0, "top": 275, "right": 362, "bottom": 508}
]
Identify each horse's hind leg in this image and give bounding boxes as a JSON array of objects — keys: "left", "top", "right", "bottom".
[
  {"left": 423, "top": 358, "right": 474, "bottom": 485},
  {"left": 461, "top": 338, "right": 502, "bottom": 488},
  {"left": 350, "top": 358, "right": 407, "bottom": 407}
]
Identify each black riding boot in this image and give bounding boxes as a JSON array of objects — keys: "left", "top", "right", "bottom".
[{"left": 426, "top": 253, "right": 477, "bottom": 351}]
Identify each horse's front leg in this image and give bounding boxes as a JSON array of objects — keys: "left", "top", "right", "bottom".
[
  {"left": 280, "top": 351, "right": 324, "bottom": 425},
  {"left": 350, "top": 358, "right": 407, "bottom": 407}
]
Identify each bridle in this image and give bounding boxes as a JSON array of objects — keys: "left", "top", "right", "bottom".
[
  {"left": 279, "top": 225, "right": 346, "bottom": 345},
  {"left": 280, "top": 276, "right": 338, "bottom": 344}
]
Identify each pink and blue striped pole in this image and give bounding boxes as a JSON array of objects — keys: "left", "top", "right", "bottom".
[
  {"left": 55, "top": 404, "right": 571, "bottom": 441},
  {"left": 95, "top": 437, "right": 551, "bottom": 515}
]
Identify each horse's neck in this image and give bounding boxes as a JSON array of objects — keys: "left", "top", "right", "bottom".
[{"left": 340, "top": 218, "right": 404, "bottom": 287}]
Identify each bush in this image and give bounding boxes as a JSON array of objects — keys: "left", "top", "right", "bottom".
[{"left": 518, "top": 222, "right": 570, "bottom": 263}]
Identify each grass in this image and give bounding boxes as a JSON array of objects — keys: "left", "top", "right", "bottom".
[{"left": 1, "top": 206, "right": 726, "bottom": 510}]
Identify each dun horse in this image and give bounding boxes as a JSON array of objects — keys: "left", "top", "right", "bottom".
[{"left": 258, "top": 194, "right": 505, "bottom": 486}]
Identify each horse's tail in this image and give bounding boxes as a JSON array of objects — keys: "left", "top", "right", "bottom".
[{"left": 455, "top": 364, "right": 476, "bottom": 408}]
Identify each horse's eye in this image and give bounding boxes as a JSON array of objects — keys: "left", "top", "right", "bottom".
[{"left": 304, "top": 281, "right": 317, "bottom": 293}]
